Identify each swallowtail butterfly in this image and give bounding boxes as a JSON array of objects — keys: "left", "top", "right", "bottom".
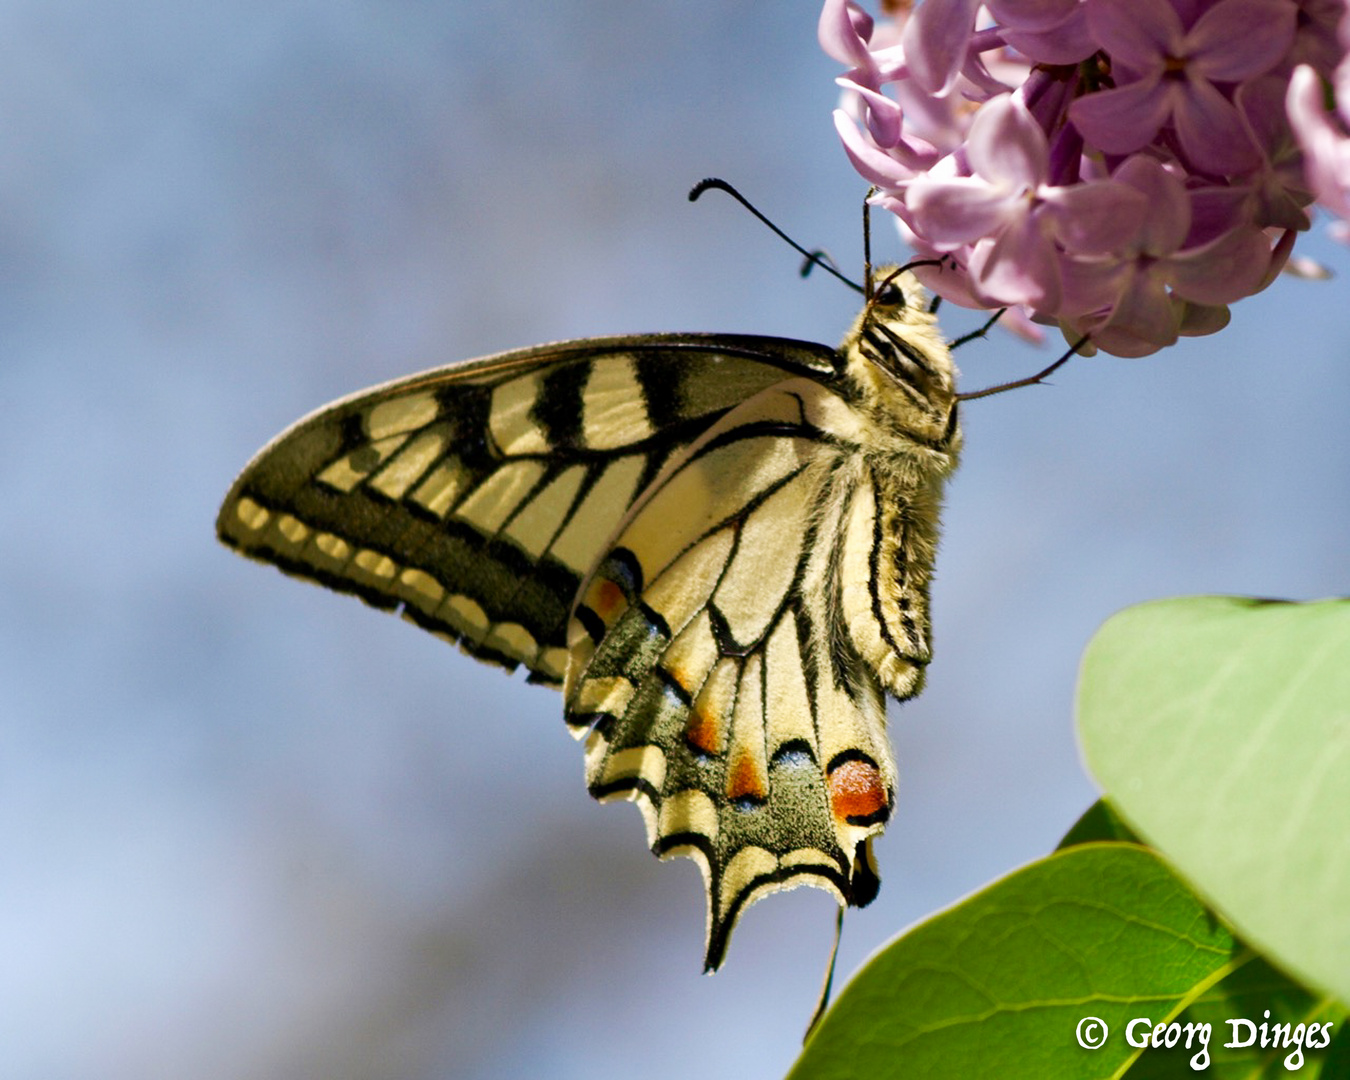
[{"left": 217, "top": 242, "right": 961, "bottom": 971}]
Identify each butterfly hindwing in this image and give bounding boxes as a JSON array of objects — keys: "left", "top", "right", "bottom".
[
  {"left": 565, "top": 378, "right": 910, "bottom": 969},
  {"left": 218, "top": 334, "right": 837, "bottom": 684}
]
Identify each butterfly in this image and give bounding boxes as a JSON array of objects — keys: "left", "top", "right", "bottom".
[{"left": 217, "top": 243, "right": 963, "bottom": 971}]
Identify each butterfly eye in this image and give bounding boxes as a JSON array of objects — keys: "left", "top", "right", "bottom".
[{"left": 874, "top": 281, "right": 905, "bottom": 307}]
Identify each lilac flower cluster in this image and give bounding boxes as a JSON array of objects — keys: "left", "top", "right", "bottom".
[{"left": 822, "top": 0, "right": 1349, "bottom": 356}]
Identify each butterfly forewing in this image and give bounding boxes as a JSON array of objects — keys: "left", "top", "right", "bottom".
[
  {"left": 218, "top": 334, "right": 836, "bottom": 684},
  {"left": 218, "top": 271, "right": 961, "bottom": 970}
]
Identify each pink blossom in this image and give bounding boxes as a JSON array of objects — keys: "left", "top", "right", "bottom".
[
  {"left": 1069, "top": 0, "right": 1296, "bottom": 175},
  {"left": 823, "top": 0, "right": 1346, "bottom": 357},
  {"left": 1059, "top": 156, "right": 1276, "bottom": 355},
  {"left": 905, "top": 95, "right": 1147, "bottom": 308}
]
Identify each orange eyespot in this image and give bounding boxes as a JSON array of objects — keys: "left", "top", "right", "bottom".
[{"left": 828, "top": 757, "right": 889, "bottom": 824}]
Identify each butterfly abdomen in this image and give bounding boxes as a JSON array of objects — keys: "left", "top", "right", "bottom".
[{"left": 831, "top": 271, "right": 962, "bottom": 699}]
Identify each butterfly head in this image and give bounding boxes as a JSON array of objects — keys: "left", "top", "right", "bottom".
[{"left": 842, "top": 265, "right": 961, "bottom": 452}]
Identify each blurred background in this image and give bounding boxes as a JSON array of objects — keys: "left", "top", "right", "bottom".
[{"left": 2, "top": 2, "right": 1347, "bottom": 1077}]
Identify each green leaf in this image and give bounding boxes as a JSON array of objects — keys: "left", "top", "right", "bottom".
[
  {"left": 1058, "top": 799, "right": 1142, "bottom": 850},
  {"left": 790, "top": 844, "right": 1238, "bottom": 1080},
  {"left": 1077, "top": 597, "right": 1350, "bottom": 1007},
  {"left": 1058, "top": 810, "right": 1348, "bottom": 1076}
]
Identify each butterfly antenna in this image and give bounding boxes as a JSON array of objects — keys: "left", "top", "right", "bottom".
[
  {"left": 690, "top": 178, "right": 865, "bottom": 295},
  {"left": 957, "top": 336, "right": 1090, "bottom": 400},
  {"left": 804, "top": 905, "right": 845, "bottom": 1042}
]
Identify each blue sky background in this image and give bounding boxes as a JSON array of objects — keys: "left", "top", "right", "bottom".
[{"left": 3, "top": 2, "right": 1348, "bottom": 1077}]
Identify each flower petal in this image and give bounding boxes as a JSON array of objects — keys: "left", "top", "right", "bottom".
[
  {"left": 966, "top": 95, "right": 1049, "bottom": 189},
  {"left": 818, "top": 0, "right": 874, "bottom": 68},
  {"left": 833, "top": 110, "right": 918, "bottom": 188},
  {"left": 907, "top": 176, "right": 1019, "bottom": 246},
  {"left": 890, "top": 72, "right": 970, "bottom": 154},
  {"left": 1284, "top": 0, "right": 1343, "bottom": 78},
  {"left": 999, "top": 8, "right": 1097, "bottom": 64},
  {"left": 1172, "top": 77, "right": 1260, "bottom": 174},
  {"left": 986, "top": 0, "right": 1081, "bottom": 34},
  {"left": 838, "top": 78, "right": 907, "bottom": 148},
  {"left": 1069, "top": 78, "right": 1173, "bottom": 155},
  {"left": 1040, "top": 180, "right": 1149, "bottom": 253},
  {"left": 1057, "top": 253, "right": 1132, "bottom": 318},
  {"left": 1089, "top": 270, "right": 1181, "bottom": 356},
  {"left": 1175, "top": 301, "right": 1231, "bottom": 338},
  {"left": 907, "top": 256, "right": 987, "bottom": 308},
  {"left": 1166, "top": 226, "right": 1273, "bottom": 304},
  {"left": 902, "top": 0, "right": 983, "bottom": 92},
  {"left": 1188, "top": 0, "right": 1296, "bottom": 82},
  {"left": 1083, "top": 0, "right": 1180, "bottom": 76},
  {"left": 968, "top": 212, "right": 1063, "bottom": 309},
  {"left": 1236, "top": 74, "right": 1299, "bottom": 159},
  {"left": 1183, "top": 185, "right": 1252, "bottom": 246},
  {"left": 1287, "top": 64, "right": 1350, "bottom": 221},
  {"left": 1111, "top": 155, "right": 1190, "bottom": 252}
]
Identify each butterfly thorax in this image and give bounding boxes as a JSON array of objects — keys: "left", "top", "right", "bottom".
[{"left": 839, "top": 267, "right": 962, "bottom": 463}]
